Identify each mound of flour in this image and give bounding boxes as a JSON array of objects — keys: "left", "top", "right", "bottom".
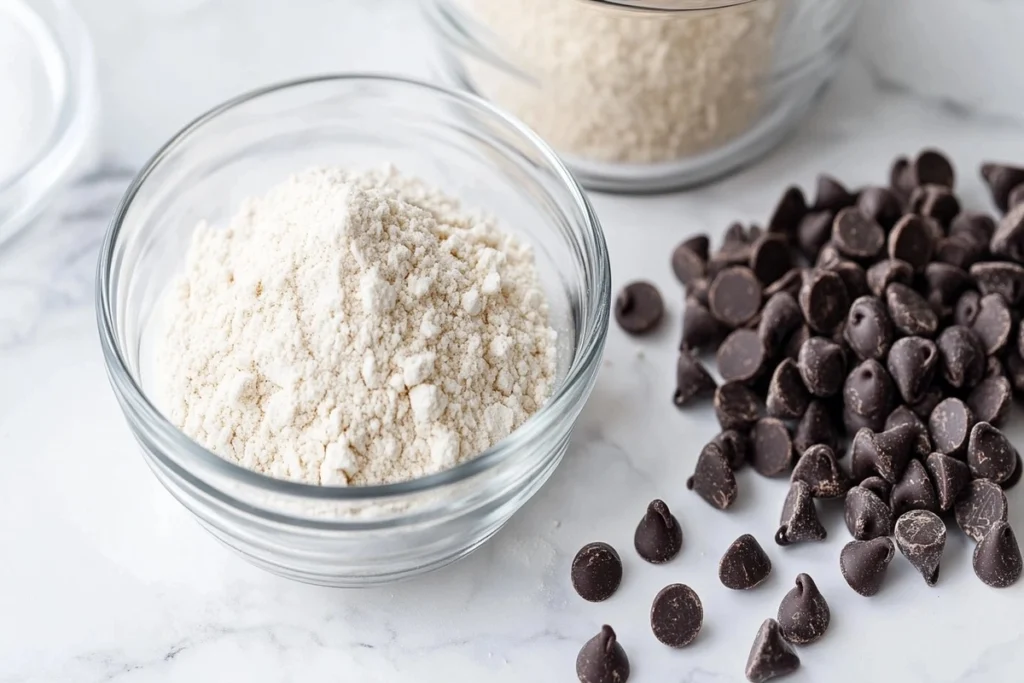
[{"left": 158, "top": 166, "right": 557, "bottom": 486}]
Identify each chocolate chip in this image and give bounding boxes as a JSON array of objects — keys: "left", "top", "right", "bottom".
[
  {"left": 841, "top": 537, "right": 896, "bottom": 596},
  {"left": 850, "top": 424, "right": 916, "bottom": 483},
  {"left": 634, "top": 499, "right": 683, "bottom": 564},
  {"left": 860, "top": 475, "right": 893, "bottom": 500},
  {"left": 888, "top": 215, "right": 935, "bottom": 272},
  {"left": 843, "top": 359, "right": 897, "bottom": 434},
  {"left": 799, "top": 268, "right": 850, "bottom": 334},
  {"left": 909, "top": 385, "right": 944, "bottom": 419},
  {"left": 1009, "top": 184, "right": 1024, "bottom": 211},
  {"left": 672, "top": 243, "right": 706, "bottom": 287},
  {"left": 832, "top": 207, "right": 885, "bottom": 260},
  {"left": 973, "top": 521, "right": 1023, "bottom": 588},
  {"left": 970, "top": 261, "right": 1024, "bottom": 306},
  {"left": 688, "top": 442, "right": 738, "bottom": 510},
  {"left": 683, "top": 234, "right": 711, "bottom": 260},
  {"left": 758, "top": 292, "right": 803, "bottom": 356},
  {"left": 981, "top": 162, "right": 1024, "bottom": 213},
  {"left": 886, "top": 336, "right": 939, "bottom": 405},
  {"left": 935, "top": 234, "right": 983, "bottom": 270},
  {"left": 717, "top": 328, "right": 767, "bottom": 384},
  {"left": 764, "top": 268, "right": 804, "bottom": 300},
  {"left": 928, "top": 397, "right": 974, "bottom": 457},
  {"left": 816, "top": 242, "right": 842, "bottom": 268},
  {"left": 776, "top": 480, "right": 826, "bottom": 546},
  {"left": 841, "top": 295, "right": 891, "bottom": 362},
  {"left": 954, "top": 290, "right": 981, "bottom": 327},
  {"left": 912, "top": 149, "right": 956, "bottom": 189},
  {"left": 784, "top": 324, "right": 812, "bottom": 362},
  {"left": 885, "top": 405, "right": 933, "bottom": 459},
  {"left": 968, "top": 422, "right": 1017, "bottom": 484},
  {"left": 950, "top": 212, "right": 996, "bottom": 247},
  {"left": 709, "top": 266, "right": 763, "bottom": 327},
  {"left": 751, "top": 418, "right": 794, "bottom": 477},
  {"left": 925, "top": 262, "right": 971, "bottom": 313},
  {"left": 1003, "top": 452, "right": 1023, "bottom": 490},
  {"left": 890, "top": 458, "right": 938, "bottom": 518},
  {"left": 955, "top": 478, "right": 1008, "bottom": 542},
  {"left": 890, "top": 156, "right": 911, "bottom": 197},
  {"left": 719, "top": 534, "right": 772, "bottom": 590},
  {"left": 793, "top": 400, "right": 838, "bottom": 456},
  {"left": 867, "top": 259, "right": 913, "bottom": 298},
  {"left": 576, "top": 625, "right": 630, "bottom": 683},
  {"left": 777, "top": 573, "right": 830, "bottom": 645},
  {"left": 894, "top": 510, "right": 946, "bottom": 586},
  {"left": 681, "top": 298, "right": 727, "bottom": 352},
  {"left": 798, "top": 336, "right": 846, "bottom": 397},
  {"left": 724, "top": 222, "right": 748, "bottom": 244},
  {"left": 924, "top": 452, "right": 972, "bottom": 512},
  {"left": 650, "top": 584, "right": 703, "bottom": 648},
  {"left": 673, "top": 349, "right": 718, "bottom": 407},
  {"left": 615, "top": 282, "right": 664, "bottom": 335},
  {"left": 768, "top": 186, "right": 808, "bottom": 238},
  {"left": 745, "top": 619, "right": 800, "bottom": 683},
  {"left": 967, "top": 377, "right": 1012, "bottom": 428},
  {"left": 828, "top": 259, "right": 870, "bottom": 301},
  {"left": 792, "top": 444, "right": 847, "bottom": 498},
  {"left": 765, "top": 358, "right": 809, "bottom": 420},
  {"left": 798, "top": 211, "right": 834, "bottom": 257},
  {"left": 688, "top": 278, "right": 710, "bottom": 306},
  {"left": 845, "top": 485, "right": 893, "bottom": 541},
  {"left": 715, "top": 382, "right": 765, "bottom": 432},
  {"left": 711, "top": 430, "right": 750, "bottom": 471},
  {"left": 1006, "top": 345, "right": 1024, "bottom": 394},
  {"left": 571, "top": 543, "right": 623, "bottom": 602},
  {"left": 750, "top": 235, "right": 793, "bottom": 286},
  {"left": 858, "top": 186, "right": 903, "bottom": 231},
  {"left": 936, "top": 325, "right": 985, "bottom": 389},
  {"left": 886, "top": 283, "right": 938, "bottom": 337},
  {"left": 909, "top": 184, "right": 961, "bottom": 228},
  {"left": 813, "top": 174, "right": 856, "bottom": 212}
]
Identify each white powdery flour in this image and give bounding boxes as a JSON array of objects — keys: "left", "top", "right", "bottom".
[{"left": 159, "top": 166, "right": 557, "bottom": 486}]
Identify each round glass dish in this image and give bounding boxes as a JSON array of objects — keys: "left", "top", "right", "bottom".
[
  {"left": 0, "top": 0, "right": 98, "bottom": 246},
  {"left": 96, "top": 75, "right": 610, "bottom": 587},
  {"left": 424, "top": 0, "right": 862, "bottom": 193}
]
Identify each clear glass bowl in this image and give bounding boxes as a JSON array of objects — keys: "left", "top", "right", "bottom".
[
  {"left": 96, "top": 75, "right": 610, "bottom": 587},
  {"left": 424, "top": 0, "right": 862, "bottom": 193}
]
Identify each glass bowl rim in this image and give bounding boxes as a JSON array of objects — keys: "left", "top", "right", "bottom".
[
  {"left": 96, "top": 73, "right": 610, "bottom": 502},
  {"left": 588, "top": 0, "right": 758, "bottom": 9}
]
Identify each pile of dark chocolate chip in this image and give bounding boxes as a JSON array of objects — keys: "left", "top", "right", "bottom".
[{"left": 601, "top": 151, "right": 1024, "bottom": 683}]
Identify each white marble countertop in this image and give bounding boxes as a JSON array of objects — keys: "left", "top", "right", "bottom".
[{"left": 5, "top": 1, "right": 1024, "bottom": 681}]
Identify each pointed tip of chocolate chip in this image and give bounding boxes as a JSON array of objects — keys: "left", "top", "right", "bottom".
[
  {"left": 576, "top": 625, "right": 630, "bottom": 683},
  {"left": 690, "top": 442, "right": 739, "bottom": 510},
  {"left": 889, "top": 458, "right": 938, "bottom": 519},
  {"left": 673, "top": 349, "right": 718, "bottom": 408},
  {"left": 956, "top": 478, "right": 1008, "bottom": 543},
  {"left": 924, "top": 452, "right": 971, "bottom": 512},
  {"left": 973, "top": 521, "right": 1023, "bottom": 588},
  {"left": 844, "top": 485, "right": 894, "bottom": 541},
  {"left": 777, "top": 573, "right": 830, "bottom": 645},
  {"left": 791, "top": 444, "right": 848, "bottom": 498},
  {"left": 840, "top": 537, "right": 895, "bottom": 596},
  {"left": 967, "top": 421, "right": 1016, "bottom": 484},
  {"left": 894, "top": 510, "right": 946, "bottom": 587},
  {"left": 634, "top": 499, "right": 683, "bottom": 564},
  {"left": 745, "top": 619, "right": 800, "bottom": 683},
  {"left": 719, "top": 534, "right": 772, "bottom": 590},
  {"left": 851, "top": 424, "right": 916, "bottom": 484},
  {"left": 777, "top": 481, "right": 826, "bottom": 546}
]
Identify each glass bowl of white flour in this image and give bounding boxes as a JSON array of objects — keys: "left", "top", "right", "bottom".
[{"left": 97, "top": 75, "right": 609, "bottom": 586}]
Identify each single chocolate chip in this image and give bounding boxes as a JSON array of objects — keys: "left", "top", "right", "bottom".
[
  {"left": 688, "top": 442, "right": 738, "bottom": 510},
  {"left": 764, "top": 268, "right": 804, "bottom": 300},
  {"left": 971, "top": 261, "right": 1024, "bottom": 306},
  {"left": 672, "top": 243, "right": 706, "bottom": 287},
  {"left": 745, "top": 619, "right": 800, "bottom": 683},
  {"left": 844, "top": 295, "right": 893, "bottom": 361},
  {"left": 850, "top": 424, "right": 916, "bottom": 483},
  {"left": 890, "top": 156, "right": 911, "bottom": 197},
  {"left": 828, "top": 259, "right": 870, "bottom": 301},
  {"left": 688, "top": 278, "right": 710, "bottom": 306},
  {"left": 981, "top": 162, "right": 1024, "bottom": 213},
  {"left": 784, "top": 324, "right": 812, "bottom": 363},
  {"left": 813, "top": 174, "right": 855, "bottom": 212},
  {"left": 751, "top": 418, "right": 794, "bottom": 477},
  {"left": 709, "top": 266, "right": 763, "bottom": 327},
  {"left": 750, "top": 235, "right": 792, "bottom": 286},
  {"left": 885, "top": 405, "right": 933, "bottom": 459},
  {"left": 894, "top": 510, "right": 946, "bottom": 586},
  {"left": 890, "top": 458, "right": 938, "bottom": 518},
  {"left": 843, "top": 359, "right": 897, "bottom": 434},
  {"left": 724, "top": 222, "right": 748, "bottom": 244},
  {"left": 650, "top": 584, "right": 703, "bottom": 648},
  {"left": 888, "top": 215, "right": 935, "bottom": 272},
  {"left": 1003, "top": 452, "right": 1024, "bottom": 490},
  {"left": 792, "top": 444, "right": 847, "bottom": 498},
  {"left": 832, "top": 207, "right": 885, "bottom": 260},
  {"left": 766, "top": 358, "right": 810, "bottom": 420},
  {"left": 967, "top": 376, "right": 1012, "bottom": 427},
  {"left": 909, "top": 385, "right": 944, "bottom": 419},
  {"left": 572, "top": 543, "right": 623, "bottom": 602},
  {"left": 886, "top": 283, "right": 938, "bottom": 337},
  {"left": 857, "top": 186, "right": 903, "bottom": 231},
  {"left": 925, "top": 262, "right": 972, "bottom": 313},
  {"left": 793, "top": 400, "right": 838, "bottom": 456},
  {"left": 768, "top": 186, "right": 807, "bottom": 238},
  {"left": 912, "top": 149, "right": 956, "bottom": 189},
  {"left": 954, "top": 290, "right": 981, "bottom": 327},
  {"left": 841, "top": 537, "right": 895, "bottom": 596},
  {"left": 634, "top": 499, "right": 683, "bottom": 564},
  {"left": 974, "top": 521, "right": 1023, "bottom": 588},
  {"left": 955, "top": 478, "right": 1008, "bottom": 542},
  {"left": 776, "top": 480, "right": 826, "bottom": 546},
  {"left": 886, "top": 336, "right": 939, "bottom": 405},
  {"left": 758, "top": 292, "right": 803, "bottom": 356},
  {"left": 799, "top": 269, "right": 849, "bottom": 334},
  {"left": 777, "top": 574, "right": 830, "bottom": 645},
  {"left": 682, "top": 234, "right": 710, "bottom": 261},
  {"left": 909, "top": 184, "right": 960, "bottom": 228},
  {"left": 951, "top": 212, "right": 996, "bottom": 247},
  {"left": 867, "top": 259, "right": 913, "bottom": 298},
  {"left": 1009, "top": 183, "right": 1024, "bottom": 211},
  {"left": 577, "top": 625, "right": 630, "bottom": 683},
  {"left": 924, "top": 452, "right": 972, "bottom": 512},
  {"left": 798, "top": 336, "right": 846, "bottom": 398},
  {"left": 715, "top": 382, "right": 765, "bottom": 432},
  {"left": 719, "top": 534, "right": 772, "bottom": 590},
  {"left": 815, "top": 242, "right": 842, "bottom": 268},
  {"left": 928, "top": 397, "right": 974, "bottom": 458},
  {"left": 718, "top": 329, "right": 767, "bottom": 385},
  {"left": 845, "top": 485, "right": 894, "bottom": 540},
  {"left": 711, "top": 430, "right": 750, "bottom": 471},
  {"left": 615, "top": 282, "right": 663, "bottom": 335},
  {"left": 797, "top": 211, "right": 834, "bottom": 257},
  {"left": 936, "top": 325, "right": 986, "bottom": 390},
  {"left": 860, "top": 475, "right": 892, "bottom": 500},
  {"left": 681, "top": 297, "right": 725, "bottom": 352},
  {"left": 968, "top": 422, "right": 1017, "bottom": 484},
  {"left": 673, "top": 349, "right": 717, "bottom": 408},
  {"left": 935, "top": 235, "right": 983, "bottom": 270}
]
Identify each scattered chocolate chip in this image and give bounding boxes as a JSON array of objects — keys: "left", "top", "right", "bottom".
[
  {"left": 886, "top": 283, "right": 938, "bottom": 337},
  {"left": 925, "top": 263, "right": 972, "bottom": 313},
  {"left": 857, "top": 186, "right": 903, "bottom": 231},
  {"left": 828, "top": 259, "right": 870, "bottom": 301},
  {"left": 888, "top": 215, "right": 935, "bottom": 272},
  {"left": 776, "top": 480, "right": 826, "bottom": 546},
  {"left": 885, "top": 405, "right": 933, "bottom": 459},
  {"left": 798, "top": 211, "right": 834, "bottom": 257},
  {"left": 650, "top": 584, "right": 703, "bottom": 647},
  {"left": 715, "top": 382, "right": 765, "bottom": 432},
  {"left": 936, "top": 325, "right": 985, "bottom": 390},
  {"left": 886, "top": 336, "right": 939, "bottom": 405},
  {"left": 615, "top": 282, "right": 663, "bottom": 335},
  {"left": 950, "top": 212, "right": 996, "bottom": 247},
  {"left": 844, "top": 485, "right": 893, "bottom": 541},
  {"left": 967, "top": 377, "right": 1012, "bottom": 428},
  {"left": 672, "top": 243, "right": 706, "bottom": 287},
  {"left": 792, "top": 444, "right": 847, "bottom": 498},
  {"left": 793, "top": 400, "right": 838, "bottom": 456},
  {"left": 867, "top": 259, "right": 913, "bottom": 298},
  {"left": 894, "top": 510, "right": 946, "bottom": 586},
  {"left": 711, "top": 430, "right": 750, "bottom": 471},
  {"left": 634, "top": 499, "right": 683, "bottom": 564},
  {"left": 717, "top": 328, "right": 767, "bottom": 384},
  {"left": 935, "top": 234, "right": 982, "bottom": 270},
  {"left": 911, "top": 149, "right": 956, "bottom": 189},
  {"left": 719, "top": 534, "right": 772, "bottom": 590},
  {"left": 672, "top": 349, "right": 717, "bottom": 408},
  {"left": 973, "top": 521, "right": 1023, "bottom": 588},
  {"left": 577, "top": 625, "right": 630, "bottom": 683},
  {"left": 798, "top": 336, "right": 846, "bottom": 398},
  {"left": 971, "top": 261, "right": 1024, "bottom": 306},
  {"left": 909, "top": 184, "right": 961, "bottom": 228},
  {"left": 971, "top": 291, "right": 1015, "bottom": 352},
  {"left": 844, "top": 295, "right": 893, "bottom": 361},
  {"left": 799, "top": 269, "right": 850, "bottom": 334},
  {"left": 768, "top": 186, "right": 807, "bottom": 238},
  {"left": 928, "top": 396, "right": 974, "bottom": 458},
  {"left": 850, "top": 424, "right": 916, "bottom": 483},
  {"left": 890, "top": 458, "right": 938, "bottom": 518},
  {"left": 681, "top": 298, "right": 727, "bottom": 352},
  {"left": 681, "top": 234, "right": 710, "bottom": 261},
  {"left": 813, "top": 174, "right": 855, "bottom": 212},
  {"left": 571, "top": 543, "right": 623, "bottom": 602},
  {"left": 751, "top": 418, "right": 795, "bottom": 477},
  {"left": 924, "top": 452, "right": 971, "bottom": 512},
  {"left": 860, "top": 475, "right": 892, "bottom": 500},
  {"left": 766, "top": 358, "right": 810, "bottom": 420},
  {"left": 843, "top": 359, "right": 897, "bottom": 433},
  {"left": 967, "top": 422, "right": 1017, "bottom": 484},
  {"left": 777, "top": 574, "right": 830, "bottom": 645},
  {"left": 833, "top": 207, "right": 886, "bottom": 260},
  {"left": 955, "top": 478, "right": 1008, "bottom": 542},
  {"left": 764, "top": 268, "right": 804, "bottom": 299},
  {"left": 688, "top": 442, "right": 738, "bottom": 510},
  {"left": 840, "top": 537, "right": 895, "bottom": 596},
  {"left": 750, "top": 235, "right": 792, "bottom": 286},
  {"left": 745, "top": 619, "right": 800, "bottom": 683},
  {"left": 981, "top": 162, "right": 1024, "bottom": 213},
  {"left": 709, "top": 266, "right": 763, "bottom": 327}
]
